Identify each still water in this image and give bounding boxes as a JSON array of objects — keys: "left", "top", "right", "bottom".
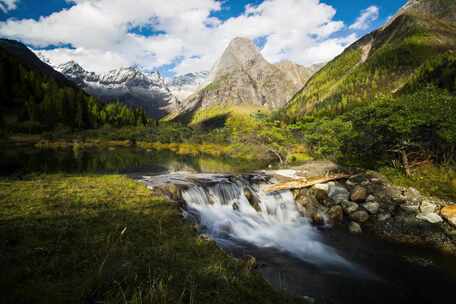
[{"left": 0, "top": 144, "right": 267, "bottom": 176}]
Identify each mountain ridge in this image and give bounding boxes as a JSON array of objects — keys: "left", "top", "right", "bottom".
[
  {"left": 287, "top": 0, "right": 456, "bottom": 118},
  {"left": 50, "top": 60, "right": 180, "bottom": 119}
]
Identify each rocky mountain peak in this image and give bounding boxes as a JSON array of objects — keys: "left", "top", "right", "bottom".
[
  {"left": 225, "top": 37, "right": 259, "bottom": 61},
  {"left": 209, "top": 37, "right": 265, "bottom": 81},
  {"left": 57, "top": 61, "right": 86, "bottom": 75},
  {"left": 173, "top": 37, "right": 321, "bottom": 122},
  {"left": 397, "top": 0, "right": 456, "bottom": 21}
]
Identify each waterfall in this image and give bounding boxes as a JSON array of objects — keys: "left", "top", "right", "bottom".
[{"left": 182, "top": 177, "right": 353, "bottom": 268}]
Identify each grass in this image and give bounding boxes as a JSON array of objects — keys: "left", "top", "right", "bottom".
[
  {"left": 190, "top": 105, "right": 268, "bottom": 127},
  {"left": 0, "top": 174, "right": 303, "bottom": 304},
  {"left": 380, "top": 164, "right": 456, "bottom": 201},
  {"left": 5, "top": 133, "right": 281, "bottom": 163}
]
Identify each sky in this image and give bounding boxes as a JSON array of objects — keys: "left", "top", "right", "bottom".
[{"left": 0, "top": 0, "right": 407, "bottom": 77}]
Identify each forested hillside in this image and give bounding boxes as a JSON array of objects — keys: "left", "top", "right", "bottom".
[
  {"left": 0, "top": 39, "right": 148, "bottom": 133},
  {"left": 286, "top": 52, "right": 456, "bottom": 171},
  {"left": 287, "top": 0, "right": 456, "bottom": 118}
]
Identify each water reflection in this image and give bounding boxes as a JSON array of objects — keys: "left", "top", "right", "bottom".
[{"left": 0, "top": 145, "right": 267, "bottom": 176}]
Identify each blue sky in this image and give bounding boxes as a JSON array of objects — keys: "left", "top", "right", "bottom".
[{"left": 0, "top": 0, "right": 406, "bottom": 76}]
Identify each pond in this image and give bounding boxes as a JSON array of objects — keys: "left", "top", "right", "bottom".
[{"left": 0, "top": 144, "right": 268, "bottom": 176}]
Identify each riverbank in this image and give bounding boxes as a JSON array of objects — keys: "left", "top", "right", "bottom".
[
  {"left": 266, "top": 162, "right": 456, "bottom": 255},
  {"left": 0, "top": 174, "right": 303, "bottom": 304},
  {"left": 3, "top": 133, "right": 311, "bottom": 164}
]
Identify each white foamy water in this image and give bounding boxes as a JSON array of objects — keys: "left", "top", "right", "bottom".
[{"left": 182, "top": 178, "right": 353, "bottom": 268}]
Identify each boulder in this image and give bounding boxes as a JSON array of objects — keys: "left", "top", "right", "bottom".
[
  {"left": 342, "top": 200, "right": 359, "bottom": 215},
  {"left": 366, "top": 195, "right": 376, "bottom": 202},
  {"left": 350, "top": 186, "right": 368, "bottom": 203},
  {"left": 347, "top": 174, "right": 369, "bottom": 186},
  {"left": 364, "top": 202, "right": 380, "bottom": 214},
  {"left": 420, "top": 200, "right": 437, "bottom": 214},
  {"left": 244, "top": 187, "right": 261, "bottom": 212},
  {"left": 378, "top": 213, "right": 391, "bottom": 222},
  {"left": 416, "top": 213, "right": 443, "bottom": 224},
  {"left": 400, "top": 203, "right": 420, "bottom": 214},
  {"left": 295, "top": 195, "right": 320, "bottom": 218},
  {"left": 313, "top": 183, "right": 329, "bottom": 192},
  {"left": 328, "top": 205, "right": 344, "bottom": 225},
  {"left": 311, "top": 184, "right": 330, "bottom": 204},
  {"left": 312, "top": 212, "right": 327, "bottom": 226},
  {"left": 441, "top": 205, "right": 456, "bottom": 227},
  {"left": 350, "top": 210, "right": 370, "bottom": 223},
  {"left": 388, "top": 187, "right": 407, "bottom": 204},
  {"left": 349, "top": 222, "right": 362, "bottom": 234},
  {"left": 159, "top": 183, "right": 182, "bottom": 201},
  {"left": 404, "top": 187, "right": 422, "bottom": 205},
  {"left": 328, "top": 182, "right": 350, "bottom": 203}
]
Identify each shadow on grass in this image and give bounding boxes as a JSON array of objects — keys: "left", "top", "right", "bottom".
[{"left": 0, "top": 174, "right": 302, "bottom": 304}]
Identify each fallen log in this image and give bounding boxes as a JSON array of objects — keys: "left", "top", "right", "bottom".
[{"left": 264, "top": 174, "right": 350, "bottom": 193}]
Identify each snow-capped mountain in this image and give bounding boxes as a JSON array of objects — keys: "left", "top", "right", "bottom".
[
  {"left": 52, "top": 61, "right": 180, "bottom": 119},
  {"left": 167, "top": 71, "right": 209, "bottom": 100}
]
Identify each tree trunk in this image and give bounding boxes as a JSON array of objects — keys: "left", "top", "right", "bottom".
[
  {"left": 267, "top": 148, "right": 284, "bottom": 165},
  {"left": 400, "top": 150, "right": 411, "bottom": 177}
]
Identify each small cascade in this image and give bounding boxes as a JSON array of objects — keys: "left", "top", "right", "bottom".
[{"left": 182, "top": 177, "right": 353, "bottom": 268}]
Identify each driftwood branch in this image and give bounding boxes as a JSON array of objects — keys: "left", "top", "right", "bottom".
[{"left": 263, "top": 174, "right": 350, "bottom": 193}]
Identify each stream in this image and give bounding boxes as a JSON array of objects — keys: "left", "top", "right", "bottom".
[
  {"left": 144, "top": 173, "right": 456, "bottom": 304},
  {"left": 2, "top": 147, "right": 456, "bottom": 303}
]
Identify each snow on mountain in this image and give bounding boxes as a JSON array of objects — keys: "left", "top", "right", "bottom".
[
  {"left": 52, "top": 61, "right": 180, "bottom": 119},
  {"left": 167, "top": 71, "right": 209, "bottom": 100}
]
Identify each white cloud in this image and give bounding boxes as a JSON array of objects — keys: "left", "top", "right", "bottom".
[
  {"left": 0, "top": 0, "right": 359, "bottom": 75},
  {"left": 349, "top": 5, "right": 380, "bottom": 31},
  {"left": 0, "top": 0, "right": 18, "bottom": 13}
]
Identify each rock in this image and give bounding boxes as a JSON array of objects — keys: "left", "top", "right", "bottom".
[
  {"left": 328, "top": 205, "right": 344, "bottom": 225},
  {"left": 302, "top": 296, "right": 316, "bottom": 304},
  {"left": 420, "top": 200, "right": 437, "bottom": 214},
  {"left": 311, "top": 184, "right": 330, "bottom": 204},
  {"left": 198, "top": 234, "right": 212, "bottom": 241},
  {"left": 350, "top": 186, "right": 368, "bottom": 203},
  {"left": 400, "top": 203, "right": 420, "bottom": 214},
  {"left": 366, "top": 195, "right": 376, "bottom": 202},
  {"left": 311, "top": 212, "right": 327, "bottom": 226},
  {"left": 349, "top": 222, "right": 362, "bottom": 234},
  {"left": 364, "top": 202, "right": 380, "bottom": 214},
  {"left": 244, "top": 187, "right": 261, "bottom": 212},
  {"left": 416, "top": 213, "right": 443, "bottom": 224},
  {"left": 347, "top": 174, "right": 370, "bottom": 186},
  {"left": 441, "top": 205, "right": 456, "bottom": 227},
  {"left": 378, "top": 213, "right": 391, "bottom": 222},
  {"left": 350, "top": 210, "right": 370, "bottom": 223},
  {"left": 295, "top": 195, "right": 320, "bottom": 218},
  {"left": 342, "top": 200, "right": 359, "bottom": 215},
  {"left": 388, "top": 187, "right": 407, "bottom": 204},
  {"left": 405, "top": 187, "right": 422, "bottom": 204},
  {"left": 313, "top": 183, "right": 329, "bottom": 192},
  {"left": 328, "top": 182, "right": 350, "bottom": 203},
  {"left": 240, "top": 255, "right": 257, "bottom": 273},
  {"left": 159, "top": 183, "right": 182, "bottom": 201}
]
